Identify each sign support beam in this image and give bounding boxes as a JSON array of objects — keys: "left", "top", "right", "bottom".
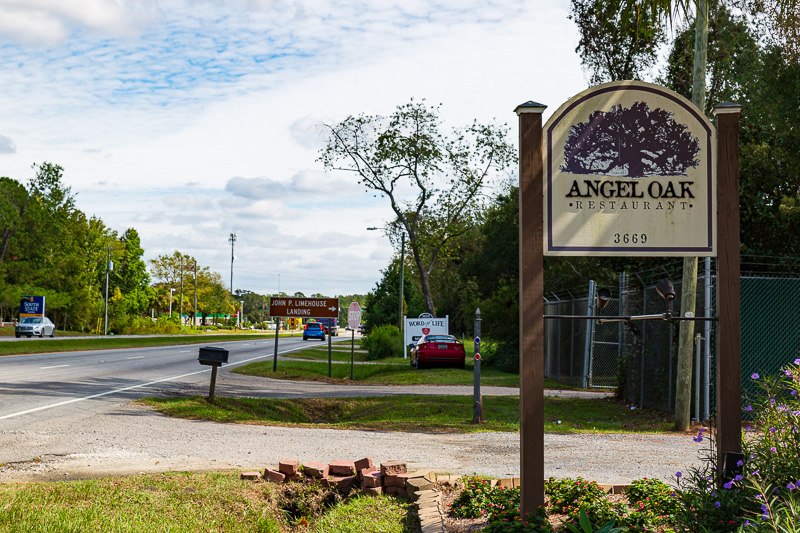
[
  {"left": 516, "top": 100, "right": 546, "bottom": 515},
  {"left": 713, "top": 102, "right": 742, "bottom": 481}
]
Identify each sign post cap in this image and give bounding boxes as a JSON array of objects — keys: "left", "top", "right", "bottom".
[{"left": 515, "top": 101, "right": 547, "bottom": 115}]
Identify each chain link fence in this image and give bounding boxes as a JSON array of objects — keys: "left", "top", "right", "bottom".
[{"left": 543, "top": 255, "right": 800, "bottom": 416}]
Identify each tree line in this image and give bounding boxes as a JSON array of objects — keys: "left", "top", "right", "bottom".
[{"left": 343, "top": 0, "right": 799, "bottom": 372}]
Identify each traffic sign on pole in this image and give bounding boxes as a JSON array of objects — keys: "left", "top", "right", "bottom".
[
  {"left": 347, "top": 301, "right": 362, "bottom": 330},
  {"left": 269, "top": 297, "right": 339, "bottom": 318}
]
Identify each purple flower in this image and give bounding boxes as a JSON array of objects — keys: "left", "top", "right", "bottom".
[
  {"left": 793, "top": 390, "right": 799, "bottom": 396},
  {"left": 771, "top": 446, "right": 777, "bottom": 452},
  {"left": 715, "top": 501, "right": 721, "bottom": 508},
  {"left": 735, "top": 474, "right": 743, "bottom": 481},
  {"left": 794, "top": 358, "right": 799, "bottom": 365},
  {"left": 693, "top": 431, "right": 704, "bottom": 443},
  {"left": 724, "top": 481, "right": 733, "bottom": 489},
  {"left": 752, "top": 373, "right": 760, "bottom": 379},
  {"left": 745, "top": 405, "right": 753, "bottom": 412},
  {"left": 786, "top": 369, "right": 794, "bottom": 376},
  {"left": 771, "top": 426, "right": 777, "bottom": 433},
  {"left": 675, "top": 471, "right": 682, "bottom": 478},
  {"left": 737, "top": 460, "right": 744, "bottom": 467},
  {"left": 788, "top": 482, "right": 796, "bottom": 490},
  {"left": 745, "top": 520, "right": 751, "bottom": 527}
]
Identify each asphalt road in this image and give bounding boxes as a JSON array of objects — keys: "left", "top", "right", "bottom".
[
  {"left": 0, "top": 335, "right": 348, "bottom": 427},
  {"left": 0, "top": 336, "right": 704, "bottom": 484}
]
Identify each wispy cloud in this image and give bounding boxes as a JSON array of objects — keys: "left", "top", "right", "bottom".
[
  {"left": 0, "top": 134, "right": 15, "bottom": 154},
  {"left": 0, "top": 0, "right": 584, "bottom": 295}
]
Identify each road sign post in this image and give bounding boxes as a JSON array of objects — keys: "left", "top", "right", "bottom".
[
  {"left": 269, "top": 297, "right": 340, "bottom": 373},
  {"left": 273, "top": 317, "right": 280, "bottom": 372},
  {"left": 348, "top": 302, "right": 362, "bottom": 381},
  {"left": 472, "top": 308, "right": 484, "bottom": 424}
]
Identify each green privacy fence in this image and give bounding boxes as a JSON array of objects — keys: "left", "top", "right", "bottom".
[{"left": 740, "top": 276, "right": 800, "bottom": 403}]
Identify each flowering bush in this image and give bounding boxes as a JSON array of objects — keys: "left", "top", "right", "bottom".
[
  {"left": 482, "top": 507, "right": 554, "bottom": 533},
  {"left": 545, "top": 477, "right": 618, "bottom": 525},
  {"left": 673, "top": 359, "right": 800, "bottom": 531},
  {"left": 450, "top": 478, "right": 553, "bottom": 532},
  {"left": 616, "top": 477, "right": 680, "bottom": 532}
]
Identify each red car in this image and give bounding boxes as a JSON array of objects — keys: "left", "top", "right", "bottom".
[{"left": 409, "top": 334, "right": 466, "bottom": 369}]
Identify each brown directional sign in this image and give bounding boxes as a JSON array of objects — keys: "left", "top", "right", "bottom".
[{"left": 269, "top": 297, "right": 339, "bottom": 318}]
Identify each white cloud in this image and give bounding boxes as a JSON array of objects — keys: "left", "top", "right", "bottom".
[
  {"left": 0, "top": 0, "right": 585, "bottom": 296},
  {"left": 0, "top": 134, "right": 15, "bottom": 154},
  {"left": 0, "top": 0, "right": 160, "bottom": 46}
]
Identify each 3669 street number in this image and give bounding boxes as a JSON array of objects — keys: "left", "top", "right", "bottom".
[{"left": 613, "top": 233, "right": 648, "bottom": 244}]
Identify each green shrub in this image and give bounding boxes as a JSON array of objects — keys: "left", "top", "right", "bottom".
[
  {"left": 118, "top": 316, "right": 183, "bottom": 335},
  {"left": 450, "top": 478, "right": 518, "bottom": 520},
  {"left": 483, "top": 507, "right": 554, "bottom": 532},
  {"left": 480, "top": 340, "right": 519, "bottom": 373},
  {"left": 361, "top": 324, "right": 401, "bottom": 360},
  {"left": 545, "top": 477, "right": 618, "bottom": 528}
]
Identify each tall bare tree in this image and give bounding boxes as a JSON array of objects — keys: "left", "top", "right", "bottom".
[{"left": 320, "top": 100, "right": 516, "bottom": 315}]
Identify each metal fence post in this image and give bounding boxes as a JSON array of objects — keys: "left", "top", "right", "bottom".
[
  {"left": 583, "top": 280, "right": 596, "bottom": 389},
  {"left": 694, "top": 333, "right": 702, "bottom": 422},
  {"left": 704, "top": 256, "right": 712, "bottom": 420},
  {"left": 640, "top": 288, "right": 647, "bottom": 406}
]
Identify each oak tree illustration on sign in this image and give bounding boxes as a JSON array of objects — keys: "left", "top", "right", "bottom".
[{"left": 560, "top": 101, "right": 701, "bottom": 178}]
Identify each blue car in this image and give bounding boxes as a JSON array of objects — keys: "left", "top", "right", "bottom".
[{"left": 303, "top": 321, "right": 326, "bottom": 341}]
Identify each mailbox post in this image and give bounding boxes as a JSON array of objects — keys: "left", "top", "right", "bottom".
[{"left": 198, "top": 346, "right": 229, "bottom": 401}]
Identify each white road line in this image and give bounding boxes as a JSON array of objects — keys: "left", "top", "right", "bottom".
[
  {"left": 0, "top": 345, "right": 306, "bottom": 421},
  {"left": 40, "top": 364, "right": 70, "bottom": 369},
  {"left": 178, "top": 350, "right": 191, "bottom": 353},
  {"left": 126, "top": 356, "right": 145, "bottom": 360}
]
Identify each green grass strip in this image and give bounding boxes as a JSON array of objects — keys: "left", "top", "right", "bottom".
[
  {"left": 0, "top": 334, "right": 276, "bottom": 357},
  {"left": 309, "top": 494, "right": 415, "bottom": 533},
  {"left": 0, "top": 471, "right": 284, "bottom": 533},
  {"left": 233, "top": 358, "right": 522, "bottom": 387},
  {"left": 140, "top": 395, "right": 676, "bottom": 434},
  {"left": 280, "top": 347, "right": 405, "bottom": 364}
]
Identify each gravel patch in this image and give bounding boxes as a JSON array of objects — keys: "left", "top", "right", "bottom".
[{"left": 0, "top": 373, "right": 702, "bottom": 486}]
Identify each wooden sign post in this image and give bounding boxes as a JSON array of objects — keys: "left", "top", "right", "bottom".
[
  {"left": 713, "top": 102, "right": 743, "bottom": 479},
  {"left": 516, "top": 86, "right": 742, "bottom": 516},
  {"left": 516, "top": 100, "right": 547, "bottom": 512}
]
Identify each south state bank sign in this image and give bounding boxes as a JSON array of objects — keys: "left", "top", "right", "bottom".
[{"left": 544, "top": 80, "right": 715, "bottom": 256}]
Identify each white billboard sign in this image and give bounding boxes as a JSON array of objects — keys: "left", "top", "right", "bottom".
[{"left": 404, "top": 315, "right": 449, "bottom": 359}]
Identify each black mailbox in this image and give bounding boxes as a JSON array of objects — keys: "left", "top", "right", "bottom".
[{"left": 198, "top": 346, "right": 229, "bottom": 366}]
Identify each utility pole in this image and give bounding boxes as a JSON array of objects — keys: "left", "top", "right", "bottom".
[
  {"left": 399, "top": 233, "right": 405, "bottom": 332},
  {"left": 675, "top": 0, "right": 710, "bottom": 432},
  {"left": 228, "top": 233, "right": 236, "bottom": 294},
  {"left": 103, "top": 246, "right": 113, "bottom": 335},
  {"left": 194, "top": 260, "right": 198, "bottom": 328},
  {"left": 180, "top": 256, "right": 184, "bottom": 329}
]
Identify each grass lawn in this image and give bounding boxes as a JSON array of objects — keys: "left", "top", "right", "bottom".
[
  {"left": 233, "top": 358, "right": 524, "bottom": 387},
  {"left": 0, "top": 333, "right": 275, "bottom": 357},
  {"left": 0, "top": 471, "right": 414, "bottom": 533},
  {"left": 280, "top": 346, "right": 406, "bottom": 364},
  {"left": 140, "top": 395, "right": 676, "bottom": 434}
]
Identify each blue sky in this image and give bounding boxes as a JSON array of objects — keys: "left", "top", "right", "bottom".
[{"left": 0, "top": 0, "right": 589, "bottom": 296}]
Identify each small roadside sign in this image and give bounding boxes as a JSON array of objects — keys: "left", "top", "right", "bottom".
[
  {"left": 347, "top": 302, "right": 362, "bottom": 330},
  {"left": 269, "top": 297, "right": 339, "bottom": 318},
  {"left": 20, "top": 296, "right": 45, "bottom": 317}
]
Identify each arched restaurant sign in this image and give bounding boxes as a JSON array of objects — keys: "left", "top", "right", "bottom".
[{"left": 544, "top": 80, "right": 716, "bottom": 256}]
